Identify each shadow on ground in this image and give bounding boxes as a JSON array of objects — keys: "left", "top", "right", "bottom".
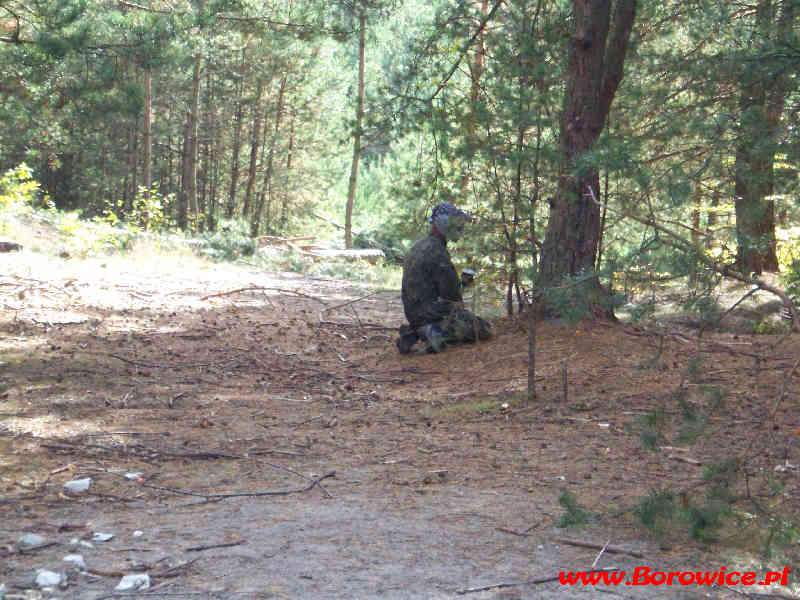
[{"left": 1, "top": 252, "right": 798, "bottom": 599}]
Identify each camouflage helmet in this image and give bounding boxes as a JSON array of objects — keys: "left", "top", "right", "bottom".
[{"left": 429, "top": 202, "right": 471, "bottom": 241}]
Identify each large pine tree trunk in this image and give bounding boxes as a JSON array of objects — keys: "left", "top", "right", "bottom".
[
  {"left": 539, "top": 0, "right": 636, "bottom": 307},
  {"left": 733, "top": 0, "right": 793, "bottom": 274},
  {"left": 734, "top": 127, "right": 779, "bottom": 273}
]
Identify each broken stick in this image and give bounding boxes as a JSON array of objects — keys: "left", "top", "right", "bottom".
[{"left": 552, "top": 536, "right": 645, "bottom": 558}]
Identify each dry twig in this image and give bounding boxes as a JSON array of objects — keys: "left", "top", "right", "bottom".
[
  {"left": 136, "top": 471, "right": 336, "bottom": 500},
  {"left": 552, "top": 536, "right": 645, "bottom": 558},
  {"left": 185, "top": 540, "right": 245, "bottom": 552},
  {"left": 455, "top": 567, "right": 622, "bottom": 595}
]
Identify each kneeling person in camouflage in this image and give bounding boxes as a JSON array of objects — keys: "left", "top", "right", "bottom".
[{"left": 397, "top": 203, "right": 491, "bottom": 354}]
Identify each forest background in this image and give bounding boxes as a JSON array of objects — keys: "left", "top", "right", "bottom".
[
  {"left": 0, "top": 0, "right": 799, "bottom": 320},
  {"left": 1, "top": 0, "right": 800, "bottom": 580}
]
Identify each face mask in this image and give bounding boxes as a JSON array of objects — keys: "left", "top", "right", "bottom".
[
  {"left": 430, "top": 203, "right": 470, "bottom": 240},
  {"left": 447, "top": 216, "right": 467, "bottom": 241}
]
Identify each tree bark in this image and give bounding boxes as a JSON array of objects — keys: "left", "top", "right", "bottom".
[
  {"left": 252, "top": 74, "right": 288, "bottom": 236},
  {"left": 280, "top": 104, "right": 295, "bottom": 229},
  {"left": 179, "top": 55, "right": 201, "bottom": 231},
  {"left": 126, "top": 63, "right": 139, "bottom": 216},
  {"left": 733, "top": 0, "right": 793, "bottom": 274},
  {"left": 226, "top": 47, "right": 247, "bottom": 220},
  {"left": 178, "top": 119, "right": 190, "bottom": 229},
  {"left": 142, "top": 63, "right": 152, "bottom": 224},
  {"left": 345, "top": 9, "right": 366, "bottom": 249},
  {"left": 186, "top": 54, "right": 201, "bottom": 229},
  {"left": 461, "top": 0, "right": 489, "bottom": 196},
  {"left": 539, "top": 0, "right": 636, "bottom": 307},
  {"left": 243, "top": 77, "right": 265, "bottom": 222},
  {"left": 690, "top": 181, "right": 702, "bottom": 287}
]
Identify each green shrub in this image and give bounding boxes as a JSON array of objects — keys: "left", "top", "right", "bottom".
[
  {"left": 199, "top": 219, "right": 256, "bottom": 261},
  {"left": 353, "top": 226, "right": 408, "bottom": 264},
  {"left": 558, "top": 490, "right": 589, "bottom": 528},
  {"left": 44, "top": 210, "right": 137, "bottom": 257},
  {"left": 0, "top": 164, "right": 41, "bottom": 231},
  {"left": 635, "top": 490, "right": 678, "bottom": 539}
]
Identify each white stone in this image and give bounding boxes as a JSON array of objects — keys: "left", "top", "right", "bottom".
[
  {"left": 91, "top": 532, "right": 114, "bottom": 542},
  {"left": 115, "top": 574, "right": 150, "bottom": 591},
  {"left": 35, "top": 570, "right": 62, "bottom": 588},
  {"left": 18, "top": 533, "right": 46, "bottom": 549},
  {"left": 63, "top": 554, "right": 86, "bottom": 571},
  {"left": 63, "top": 477, "right": 92, "bottom": 493}
]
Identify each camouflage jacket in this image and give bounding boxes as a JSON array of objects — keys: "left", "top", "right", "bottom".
[{"left": 401, "top": 232, "right": 463, "bottom": 327}]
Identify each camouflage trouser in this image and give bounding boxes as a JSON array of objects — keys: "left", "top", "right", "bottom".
[
  {"left": 397, "top": 308, "right": 490, "bottom": 353},
  {"left": 438, "top": 308, "right": 491, "bottom": 343}
]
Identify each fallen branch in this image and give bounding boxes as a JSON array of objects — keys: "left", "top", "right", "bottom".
[
  {"left": 136, "top": 471, "right": 336, "bottom": 500},
  {"left": 185, "top": 540, "right": 245, "bottom": 552},
  {"left": 319, "top": 320, "right": 396, "bottom": 331},
  {"left": 152, "top": 558, "right": 201, "bottom": 578},
  {"left": 669, "top": 453, "right": 702, "bottom": 466},
  {"left": 321, "top": 291, "right": 382, "bottom": 314},
  {"left": 495, "top": 520, "right": 541, "bottom": 537},
  {"left": 455, "top": 567, "right": 622, "bottom": 595},
  {"left": 591, "top": 539, "right": 611, "bottom": 568},
  {"left": 552, "top": 536, "right": 645, "bottom": 558},
  {"left": 200, "top": 286, "right": 271, "bottom": 301},
  {"left": 18, "top": 541, "right": 60, "bottom": 554}
]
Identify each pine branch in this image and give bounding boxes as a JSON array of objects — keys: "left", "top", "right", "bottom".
[{"left": 426, "top": 0, "right": 505, "bottom": 103}]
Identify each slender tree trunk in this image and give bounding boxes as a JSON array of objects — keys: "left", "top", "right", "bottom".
[
  {"left": 461, "top": 0, "right": 489, "bottom": 196},
  {"left": 208, "top": 139, "right": 219, "bottom": 232},
  {"left": 690, "top": 182, "right": 702, "bottom": 287},
  {"left": 207, "top": 71, "right": 218, "bottom": 231},
  {"left": 527, "top": 298, "right": 537, "bottom": 402},
  {"left": 345, "top": 9, "right": 366, "bottom": 249},
  {"left": 126, "top": 86, "right": 139, "bottom": 215},
  {"left": 167, "top": 128, "right": 174, "bottom": 207},
  {"left": 539, "top": 0, "right": 636, "bottom": 310},
  {"left": 243, "top": 78, "right": 265, "bottom": 222},
  {"left": 142, "top": 64, "right": 152, "bottom": 225},
  {"left": 227, "top": 47, "right": 246, "bottom": 219},
  {"left": 253, "top": 75, "right": 288, "bottom": 236},
  {"left": 186, "top": 54, "right": 201, "bottom": 230},
  {"left": 143, "top": 0, "right": 153, "bottom": 217},
  {"left": 197, "top": 67, "right": 215, "bottom": 232},
  {"left": 178, "top": 120, "right": 190, "bottom": 229},
  {"left": 280, "top": 105, "right": 295, "bottom": 229}
]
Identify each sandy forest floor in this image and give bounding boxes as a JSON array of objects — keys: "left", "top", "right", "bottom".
[{"left": 1, "top": 249, "right": 799, "bottom": 600}]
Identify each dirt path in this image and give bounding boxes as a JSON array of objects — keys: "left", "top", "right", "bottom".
[{"left": 1, "top": 252, "right": 798, "bottom": 599}]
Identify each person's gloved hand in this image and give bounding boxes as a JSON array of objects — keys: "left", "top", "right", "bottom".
[{"left": 460, "top": 268, "right": 475, "bottom": 288}]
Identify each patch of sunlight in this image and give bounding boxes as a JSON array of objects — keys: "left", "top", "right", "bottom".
[
  {"left": 4, "top": 411, "right": 104, "bottom": 438},
  {"left": 0, "top": 335, "right": 40, "bottom": 354}
]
